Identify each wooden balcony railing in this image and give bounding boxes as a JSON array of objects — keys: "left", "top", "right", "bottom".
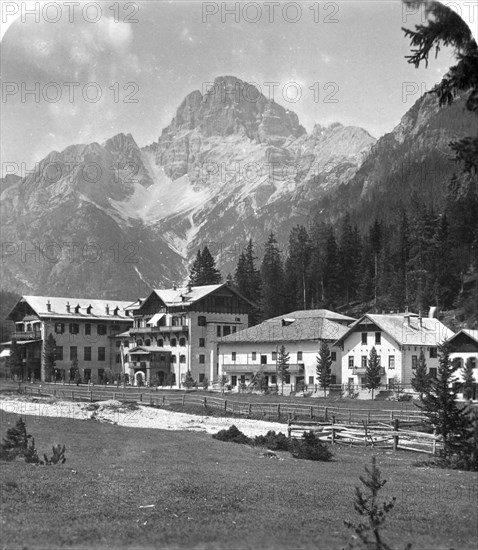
[{"left": 11, "top": 331, "right": 42, "bottom": 341}]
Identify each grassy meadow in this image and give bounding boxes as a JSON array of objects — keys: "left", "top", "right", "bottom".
[{"left": 0, "top": 409, "right": 477, "bottom": 550}]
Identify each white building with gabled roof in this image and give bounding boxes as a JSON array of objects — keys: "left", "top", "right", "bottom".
[
  {"left": 217, "top": 309, "right": 355, "bottom": 391},
  {"left": 1, "top": 295, "right": 134, "bottom": 382},
  {"left": 334, "top": 312, "right": 454, "bottom": 392},
  {"left": 447, "top": 329, "right": 478, "bottom": 400}
]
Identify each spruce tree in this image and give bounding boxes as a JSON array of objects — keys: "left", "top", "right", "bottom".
[
  {"left": 43, "top": 333, "right": 56, "bottom": 382},
  {"left": 234, "top": 239, "right": 261, "bottom": 322},
  {"left": 338, "top": 213, "right": 358, "bottom": 305},
  {"left": 260, "top": 233, "right": 286, "bottom": 320},
  {"left": 462, "top": 358, "right": 476, "bottom": 401},
  {"left": 411, "top": 349, "right": 430, "bottom": 400},
  {"left": 418, "top": 344, "right": 472, "bottom": 463},
  {"left": 316, "top": 341, "right": 332, "bottom": 397},
  {"left": 276, "top": 345, "right": 290, "bottom": 396},
  {"left": 189, "top": 246, "right": 222, "bottom": 286},
  {"left": 323, "top": 227, "right": 340, "bottom": 307},
  {"left": 365, "top": 346, "right": 382, "bottom": 400},
  {"left": 284, "top": 225, "right": 312, "bottom": 311}
]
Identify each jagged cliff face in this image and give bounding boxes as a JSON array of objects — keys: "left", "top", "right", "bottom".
[{"left": 3, "top": 75, "right": 468, "bottom": 297}]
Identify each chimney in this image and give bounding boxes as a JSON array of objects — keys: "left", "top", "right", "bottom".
[
  {"left": 187, "top": 282, "right": 192, "bottom": 293},
  {"left": 46, "top": 300, "right": 51, "bottom": 312},
  {"left": 172, "top": 282, "right": 177, "bottom": 291},
  {"left": 428, "top": 306, "right": 437, "bottom": 319},
  {"left": 66, "top": 302, "right": 70, "bottom": 313},
  {"left": 418, "top": 310, "right": 422, "bottom": 328},
  {"left": 105, "top": 304, "right": 110, "bottom": 315}
]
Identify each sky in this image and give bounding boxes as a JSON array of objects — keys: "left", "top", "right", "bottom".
[{"left": 0, "top": 0, "right": 471, "bottom": 171}]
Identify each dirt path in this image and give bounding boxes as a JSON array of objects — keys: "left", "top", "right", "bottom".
[{"left": 0, "top": 396, "right": 286, "bottom": 437}]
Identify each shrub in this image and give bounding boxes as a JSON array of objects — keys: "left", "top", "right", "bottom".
[
  {"left": 44, "top": 444, "right": 66, "bottom": 465},
  {"left": 253, "top": 430, "right": 290, "bottom": 451},
  {"left": 202, "top": 377, "right": 209, "bottom": 390},
  {"left": 212, "top": 425, "right": 251, "bottom": 445},
  {"left": 290, "top": 431, "right": 333, "bottom": 461}
]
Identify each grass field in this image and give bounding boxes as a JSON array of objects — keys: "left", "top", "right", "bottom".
[{"left": 1, "top": 410, "right": 477, "bottom": 550}]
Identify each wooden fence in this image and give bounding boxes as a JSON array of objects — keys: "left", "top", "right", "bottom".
[
  {"left": 287, "top": 419, "right": 440, "bottom": 454},
  {"left": 2, "top": 384, "right": 429, "bottom": 425}
]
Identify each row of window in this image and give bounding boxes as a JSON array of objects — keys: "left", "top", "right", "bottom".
[
  {"left": 56, "top": 346, "right": 106, "bottom": 361},
  {"left": 216, "top": 325, "right": 237, "bottom": 337},
  {"left": 131, "top": 337, "right": 207, "bottom": 348},
  {"left": 55, "top": 323, "right": 120, "bottom": 335},
  {"left": 349, "top": 355, "right": 394, "bottom": 369},
  {"left": 229, "top": 351, "right": 336, "bottom": 362}
]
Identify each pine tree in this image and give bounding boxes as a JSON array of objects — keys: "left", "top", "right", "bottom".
[
  {"left": 323, "top": 227, "right": 341, "bottom": 307},
  {"left": 417, "top": 344, "right": 472, "bottom": 462},
  {"left": 411, "top": 349, "right": 430, "bottom": 400},
  {"left": 338, "top": 213, "right": 358, "bottom": 305},
  {"left": 316, "top": 341, "right": 332, "bottom": 397},
  {"left": 365, "top": 346, "right": 382, "bottom": 400},
  {"left": 189, "top": 246, "right": 222, "bottom": 285},
  {"left": 284, "top": 225, "right": 312, "bottom": 311},
  {"left": 462, "top": 357, "right": 476, "bottom": 401},
  {"left": 43, "top": 333, "right": 56, "bottom": 382},
  {"left": 183, "top": 370, "right": 195, "bottom": 389},
  {"left": 276, "top": 345, "right": 290, "bottom": 395},
  {"left": 260, "top": 233, "right": 286, "bottom": 320},
  {"left": 7, "top": 339, "right": 23, "bottom": 379},
  {"left": 234, "top": 239, "right": 261, "bottom": 323}
]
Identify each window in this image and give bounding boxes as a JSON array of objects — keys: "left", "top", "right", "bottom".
[
  {"left": 145, "top": 339, "right": 151, "bottom": 346},
  {"left": 199, "top": 354, "right": 205, "bottom": 364},
  {"left": 124, "top": 341, "right": 129, "bottom": 348},
  {"left": 171, "top": 338, "right": 177, "bottom": 347},
  {"left": 231, "top": 376, "right": 237, "bottom": 387},
  {"left": 69, "top": 323, "right": 79, "bottom": 334},
  {"left": 98, "top": 347, "right": 105, "bottom": 361},
  {"left": 297, "top": 351, "right": 303, "bottom": 361},
  {"left": 349, "top": 356, "right": 354, "bottom": 369},
  {"left": 180, "top": 355, "right": 186, "bottom": 363},
  {"left": 285, "top": 374, "right": 290, "bottom": 384},
  {"left": 158, "top": 339, "right": 163, "bottom": 347},
  {"left": 261, "top": 355, "right": 267, "bottom": 364},
  {"left": 232, "top": 326, "right": 237, "bottom": 333},
  {"left": 55, "top": 346, "right": 63, "bottom": 361},
  {"left": 272, "top": 351, "right": 277, "bottom": 361},
  {"left": 115, "top": 340, "right": 121, "bottom": 347},
  {"left": 171, "top": 355, "right": 177, "bottom": 364},
  {"left": 453, "top": 358, "right": 463, "bottom": 369},
  {"left": 429, "top": 367, "right": 437, "bottom": 379},
  {"left": 361, "top": 332, "right": 367, "bottom": 345},
  {"left": 252, "top": 352, "right": 257, "bottom": 361},
  {"left": 217, "top": 326, "right": 222, "bottom": 337},
  {"left": 55, "top": 323, "right": 65, "bottom": 334},
  {"left": 199, "top": 373, "right": 205, "bottom": 383},
  {"left": 172, "top": 316, "right": 179, "bottom": 326},
  {"left": 388, "top": 356, "right": 395, "bottom": 369},
  {"left": 70, "top": 346, "right": 77, "bottom": 360},
  {"left": 97, "top": 324, "right": 106, "bottom": 336},
  {"left": 199, "top": 338, "right": 205, "bottom": 347},
  {"left": 223, "top": 326, "right": 231, "bottom": 336},
  {"left": 85, "top": 324, "right": 91, "bottom": 335},
  {"left": 412, "top": 355, "right": 418, "bottom": 369},
  {"left": 375, "top": 332, "right": 381, "bottom": 345},
  {"left": 271, "top": 375, "right": 277, "bottom": 384},
  {"left": 198, "top": 316, "right": 206, "bottom": 326},
  {"left": 308, "top": 376, "right": 314, "bottom": 385},
  {"left": 116, "top": 354, "right": 120, "bottom": 364},
  {"left": 179, "top": 338, "right": 186, "bottom": 346},
  {"left": 361, "top": 356, "right": 367, "bottom": 368},
  {"left": 137, "top": 339, "right": 143, "bottom": 346},
  {"left": 429, "top": 347, "right": 437, "bottom": 358},
  {"left": 331, "top": 374, "right": 337, "bottom": 384},
  {"left": 232, "top": 352, "right": 236, "bottom": 361},
  {"left": 84, "top": 347, "right": 91, "bottom": 361},
  {"left": 331, "top": 351, "right": 336, "bottom": 361}
]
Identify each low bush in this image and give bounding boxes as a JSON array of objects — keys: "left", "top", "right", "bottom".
[
  {"left": 0, "top": 417, "right": 66, "bottom": 466},
  {"left": 290, "top": 431, "right": 333, "bottom": 462},
  {"left": 253, "top": 430, "right": 290, "bottom": 451},
  {"left": 212, "top": 425, "right": 251, "bottom": 445}
]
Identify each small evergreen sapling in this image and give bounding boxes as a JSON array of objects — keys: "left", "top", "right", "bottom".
[
  {"left": 365, "top": 347, "right": 382, "bottom": 400},
  {"left": 411, "top": 350, "right": 429, "bottom": 400},
  {"left": 183, "top": 370, "right": 195, "bottom": 389},
  {"left": 462, "top": 358, "right": 475, "bottom": 401},
  {"left": 344, "top": 456, "right": 411, "bottom": 550},
  {"left": 316, "top": 341, "right": 332, "bottom": 397},
  {"left": 277, "top": 345, "right": 290, "bottom": 395}
]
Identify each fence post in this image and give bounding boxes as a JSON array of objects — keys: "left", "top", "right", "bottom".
[
  {"left": 89, "top": 391, "right": 93, "bottom": 402},
  {"left": 432, "top": 427, "right": 437, "bottom": 455},
  {"left": 277, "top": 404, "right": 281, "bottom": 419},
  {"left": 325, "top": 407, "right": 328, "bottom": 422},
  {"left": 72, "top": 391, "right": 74, "bottom": 401},
  {"left": 310, "top": 406, "right": 313, "bottom": 420},
  {"left": 114, "top": 392, "right": 117, "bottom": 400},
  {"left": 204, "top": 397, "right": 207, "bottom": 408},
  {"left": 224, "top": 399, "right": 227, "bottom": 412},
  {"left": 139, "top": 393, "right": 143, "bottom": 402},
  {"left": 248, "top": 403, "right": 252, "bottom": 416},
  {"left": 348, "top": 409, "right": 352, "bottom": 423},
  {"left": 182, "top": 394, "right": 186, "bottom": 407},
  {"left": 393, "top": 418, "right": 399, "bottom": 452},
  {"left": 367, "top": 409, "right": 371, "bottom": 423},
  {"left": 390, "top": 411, "right": 393, "bottom": 423},
  {"left": 287, "top": 418, "right": 291, "bottom": 439},
  {"left": 162, "top": 395, "right": 165, "bottom": 406},
  {"left": 331, "top": 416, "right": 336, "bottom": 444}
]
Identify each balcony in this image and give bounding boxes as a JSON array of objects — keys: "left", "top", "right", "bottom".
[
  {"left": 352, "top": 367, "right": 386, "bottom": 375},
  {"left": 128, "top": 360, "right": 171, "bottom": 370},
  {"left": 130, "top": 325, "right": 188, "bottom": 334},
  {"left": 223, "top": 363, "right": 305, "bottom": 374},
  {"left": 11, "top": 331, "right": 42, "bottom": 341}
]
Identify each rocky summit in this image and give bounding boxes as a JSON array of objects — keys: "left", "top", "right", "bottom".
[{"left": 1, "top": 75, "right": 470, "bottom": 298}]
